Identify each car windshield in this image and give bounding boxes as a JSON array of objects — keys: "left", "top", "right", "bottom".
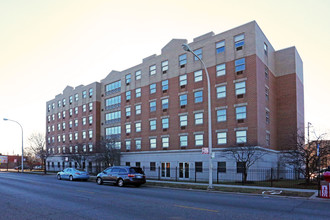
[
  {"left": 72, "top": 169, "right": 85, "bottom": 172},
  {"left": 129, "top": 167, "right": 144, "bottom": 174}
]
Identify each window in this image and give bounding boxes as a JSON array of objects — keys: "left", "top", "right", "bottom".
[
  {"left": 266, "top": 133, "right": 270, "bottom": 146},
  {"left": 75, "top": 145, "right": 78, "bottom": 153},
  {"left": 162, "top": 118, "right": 169, "bottom": 129},
  {"left": 75, "top": 107, "right": 78, "bottom": 114},
  {"left": 62, "top": 146, "right": 66, "bottom": 153},
  {"left": 69, "top": 96, "right": 73, "bottom": 104},
  {"left": 193, "top": 48, "right": 202, "bottom": 60},
  {"left": 216, "top": 85, "right": 226, "bottom": 99},
  {"left": 105, "top": 80, "right": 121, "bottom": 95},
  {"left": 195, "top": 134, "right": 203, "bottom": 146},
  {"left": 150, "top": 119, "right": 156, "bottom": 130},
  {"left": 162, "top": 99, "right": 168, "bottom": 110},
  {"left": 125, "top": 74, "right": 131, "bottom": 85},
  {"left": 89, "top": 88, "right": 93, "bottom": 97},
  {"left": 105, "top": 111, "right": 121, "bottom": 124},
  {"left": 89, "top": 102, "right": 93, "bottom": 111},
  {"left": 125, "top": 107, "right": 131, "bottom": 117},
  {"left": 265, "top": 87, "right": 269, "bottom": 101},
  {"left": 125, "top": 124, "right": 131, "bottom": 134},
  {"left": 135, "top": 139, "right": 141, "bottom": 150},
  {"left": 58, "top": 112, "right": 61, "bottom": 119},
  {"left": 52, "top": 103, "right": 55, "bottom": 109},
  {"left": 82, "top": 90, "right": 87, "bottom": 99},
  {"left": 48, "top": 104, "right": 51, "bottom": 112},
  {"left": 135, "top": 88, "right": 141, "bottom": 98},
  {"left": 162, "top": 80, "right": 168, "bottom": 92},
  {"left": 194, "top": 70, "right": 202, "bottom": 82},
  {"left": 82, "top": 131, "right": 86, "bottom": 139},
  {"left": 179, "top": 115, "right": 187, "bottom": 127},
  {"left": 74, "top": 119, "right": 78, "bottom": 127},
  {"left": 89, "top": 130, "right": 93, "bottom": 139},
  {"left": 236, "top": 130, "right": 247, "bottom": 143},
  {"left": 179, "top": 94, "right": 187, "bottom": 107},
  {"left": 82, "top": 117, "right": 86, "bottom": 125},
  {"left": 74, "top": 93, "right": 78, "bottom": 102},
  {"left": 161, "top": 60, "right": 168, "bottom": 73},
  {"left": 74, "top": 132, "right": 78, "bottom": 140},
  {"left": 89, "top": 144, "right": 93, "bottom": 152},
  {"left": 234, "top": 34, "right": 244, "bottom": 50},
  {"left": 265, "top": 67, "right": 269, "bottom": 79},
  {"left": 218, "top": 162, "right": 226, "bottom": 173},
  {"left": 266, "top": 110, "right": 270, "bottom": 124},
  {"left": 105, "top": 96, "right": 121, "bottom": 110},
  {"left": 69, "top": 121, "right": 73, "bottom": 128},
  {"left": 62, "top": 111, "right": 66, "bottom": 119},
  {"left": 83, "top": 145, "right": 87, "bottom": 152},
  {"left": 89, "top": 116, "right": 93, "bottom": 125},
  {"left": 236, "top": 106, "right": 246, "bottom": 120},
  {"left": 216, "top": 40, "right": 225, "bottom": 53},
  {"left": 69, "top": 109, "right": 73, "bottom": 116},
  {"left": 216, "top": 63, "right": 226, "bottom": 76},
  {"left": 180, "top": 135, "right": 188, "bottom": 147},
  {"left": 69, "top": 146, "right": 72, "bottom": 153},
  {"left": 150, "top": 162, "right": 156, "bottom": 171},
  {"left": 105, "top": 126, "right": 121, "bottom": 138},
  {"left": 195, "top": 113, "right": 203, "bottom": 125},
  {"left": 235, "top": 58, "right": 245, "bottom": 73},
  {"left": 179, "top": 54, "right": 187, "bottom": 67},
  {"left": 217, "top": 132, "right": 227, "bottom": 145},
  {"left": 126, "top": 91, "right": 131, "bottom": 101},
  {"left": 264, "top": 43, "right": 268, "bottom": 56},
  {"left": 150, "top": 84, "right": 156, "bottom": 94},
  {"left": 150, "top": 101, "right": 156, "bottom": 112},
  {"left": 194, "top": 91, "right": 203, "bottom": 103},
  {"left": 62, "top": 135, "right": 65, "bottom": 142},
  {"left": 62, "top": 99, "right": 66, "bottom": 107},
  {"left": 135, "top": 104, "right": 141, "bottom": 115},
  {"left": 135, "top": 70, "right": 141, "bottom": 80},
  {"left": 217, "top": 109, "right": 226, "bottom": 122},
  {"left": 82, "top": 104, "right": 86, "bottom": 112},
  {"left": 195, "top": 162, "right": 203, "bottom": 172},
  {"left": 162, "top": 137, "right": 169, "bottom": 148},
  {"left": 150, "top": 138, "right": 156, "bottom": 149},
  {"left": 179, "top": 74, "right": 187, "bottom": 87},
  {"left": 126, "top": 140, "right": 131, "bottom": 150},
  {"left": 237, "top": 162, "right": 246, "bottom": 173},
  {"left": 58, "top": 135, "right": 61, "bottom": 142},
  {"left": 235, "top": 81, "right": 246, "bottom": 97},
  {"left": 135, "top": 122, "right": 141, "bottom": 132},
  {"left": 62, "top": 122, "right": 66, "bottom": 130},
  {"left": 149, "top": 65, "right": 156, "bottom": 75},
  {"left": 58, "top": 100, "right": 61, "bottom": 107}
]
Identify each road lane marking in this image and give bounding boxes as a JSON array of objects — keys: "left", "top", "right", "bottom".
[
  {"left": 174, "top": 204, "right": 219, "bottom": 213},
  {"left": 76, "top": 190, "right": 95, "bottom": 194}
]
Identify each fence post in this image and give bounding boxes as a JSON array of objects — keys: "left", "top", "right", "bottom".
[
  {"left": 270, "top": 168, "right": 273, "bottom": 187},
  {"left": 175, "top": 167, "right": 177, "bottom": 181},
  {"left": 158, "top": 166, "right": 160, "bottom": 180},
  {"left": 195, "top": 169, "right": 197, "bottom": 183},
  {"left": 217, "top": 168, "right": 219, "bottom": 184}
]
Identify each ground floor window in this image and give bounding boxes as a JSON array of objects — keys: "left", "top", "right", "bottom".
[
  {"left": 195, "top": 162, "right": 203, "bottom": 172},
  {"left": 217, "top": 162, "right": 226, "bottom": 173},
  {"left": 179, "top": 162, "right": 189, "bottom": 178},
  {"left": 126, "top": 162, "right": 130, "bottom": 166},
  {"left": 161, "top": 162, "right": 170, "bottom": 177},
  {"left": 237, "top": 162, "right": 246, "bottom": 173},
  {"left": 150, "top": 162, "right": 156, "bottom": 171}
]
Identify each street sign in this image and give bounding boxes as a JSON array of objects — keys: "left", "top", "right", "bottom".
[{"left": 202, "top": 147, "right": 209, "bottom": 154}]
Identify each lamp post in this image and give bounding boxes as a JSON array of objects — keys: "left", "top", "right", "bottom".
[
  {"left": 182, "top": 43, "right": 213, "bottom": 189},
  {"left": 3, "top": 118, "right": 24, "bottom": 173}
]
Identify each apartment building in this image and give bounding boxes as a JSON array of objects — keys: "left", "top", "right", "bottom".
[{"left": 46, "top": 21, "right": 304, "bottom": 178}]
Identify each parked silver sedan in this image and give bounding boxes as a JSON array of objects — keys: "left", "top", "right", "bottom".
[{"left": 57, "top": 168, "right": 89, "bottom": 181}]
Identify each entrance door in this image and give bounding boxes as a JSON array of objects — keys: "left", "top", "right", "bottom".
[
  {"left": 161, "top": 162, "right": 170, "bottom": 178},
  {"left": 179, "top": 162, "right": 189, "bottom": 179}
]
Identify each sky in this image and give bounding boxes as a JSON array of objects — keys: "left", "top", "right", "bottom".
[{"left": 0, "top": 0, "right": 330, "bottom": 155}]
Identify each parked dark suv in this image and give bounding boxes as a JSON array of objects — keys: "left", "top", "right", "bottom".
[{"left": 96, "top": 166, "right": 146, "bottom": 187}]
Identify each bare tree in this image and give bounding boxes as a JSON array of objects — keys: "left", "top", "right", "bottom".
[
  {"left": 281, "top": 129, "right": 329, "bottom": 183},
  {"left": 226, "top": 146, "right": 267, "bottom": 183},
  {"left": 68, "top": 143, "right": 92, "bottom": 171},
  {"left": 96, "top": 137, "right": 121, "bottom": 169},
  {"left": 27, "top": 132, "right": 48, "bottom": 174}
]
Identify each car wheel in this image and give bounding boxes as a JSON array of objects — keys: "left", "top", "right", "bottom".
[
  {"left": 97, "top": 177, "right": 103, "bottom": 185},
  {"left": 117, "top": 179, "right": 124, "bottom": 187},
  {"left": 69, "top": 175, "right": 73, "bottom": 181},
  {"left": 57, "top": 175, "right": 61, "bottom": 180}
]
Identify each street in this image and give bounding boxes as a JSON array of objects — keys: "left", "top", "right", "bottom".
[{"left": 0, "top": 172, "right": 329, "bottom": 220}]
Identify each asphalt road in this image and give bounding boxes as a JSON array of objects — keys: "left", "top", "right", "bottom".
[{"left": 0, "top": 172, "right": 329, "bottom": 220}]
